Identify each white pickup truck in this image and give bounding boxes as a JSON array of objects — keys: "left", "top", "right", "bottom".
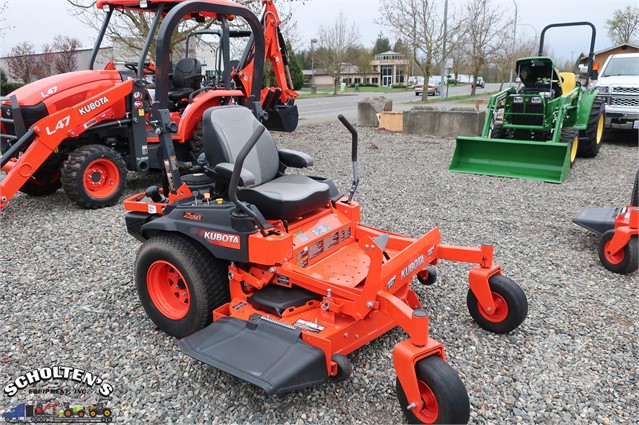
[{"left": 595, "top": 53, "right": 639, "bottom": 130}]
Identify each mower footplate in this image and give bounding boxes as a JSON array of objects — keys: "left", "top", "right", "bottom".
[
  {"left": 178, "top": 314, "right": 328, "bottom": 394},
  {"left": 573, "top": 207, "right": 623, "bottom": 235}
]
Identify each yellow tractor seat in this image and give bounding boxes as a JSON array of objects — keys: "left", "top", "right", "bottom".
[{"left": 560, "top": 72, "right": 577, "bottom": 95}]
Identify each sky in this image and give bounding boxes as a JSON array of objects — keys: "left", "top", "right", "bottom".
[{"left": 0, "top": 0, "right": 634, "bottom": 64}]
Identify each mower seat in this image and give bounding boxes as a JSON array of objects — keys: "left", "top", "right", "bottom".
[
  {"left": 169, "top": 58, "right": 203, "bottom": 102},
  {"left": 202, "top": 106, "right": 330, "bottom": 220}
]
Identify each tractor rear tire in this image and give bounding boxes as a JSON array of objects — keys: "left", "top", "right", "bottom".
[
  {"left": 61, "top": 144, "right": 127, "bottom": 209},
  {"left": 631, "top": 170, "right": 638, "bottom": 207},
  {"left": 189, "top": 121, "right": 204, "bottom": 163},
  {"left": 396, "top": 356, "right": 470, "bottom": 424},
  {"left": 135, "top": 233, "right": 230, "bottom": 338},
  {"left": 19, "top": 166, "right": 62, "bottom": 196},
  {"left": 467, "top": 275, "right": 528, "bottom": 334},
  {"left": 560, "top": 127, "right": 579, "bottom": 167},
  {"left": 598, "top": 230, "right": 639, "bottom": 275},
  {"left": 577, "top": 101, "right": 604, "bottom": 158}
]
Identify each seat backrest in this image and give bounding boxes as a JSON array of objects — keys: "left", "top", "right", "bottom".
[
  {"left": 173, "top": 58, "right": 202, "bottom": 89},
  {"left": 559, "top": 72, "right": 577, "bottom": 95},
  {"left": 202, "top": 106, "right": 280, "bottom": 186}
]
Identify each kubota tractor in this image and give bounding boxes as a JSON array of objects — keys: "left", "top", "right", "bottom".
[
  {"left": 450, "top": 22, "right": 604, "bottom": 183},
  {"left": 121, "top": 4, "right": 529, "bottom": 423},
  {"left": 0, "top": 0, "right": 297, "bottom": 210}
]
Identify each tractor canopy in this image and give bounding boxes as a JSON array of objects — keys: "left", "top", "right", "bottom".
[{"left": 95, "top": 0, "right": 243, "bottom": 18}]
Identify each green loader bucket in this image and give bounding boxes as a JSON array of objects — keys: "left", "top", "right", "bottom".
[{"left": 449, "top": 136, "right": 572, "bottom": 183}]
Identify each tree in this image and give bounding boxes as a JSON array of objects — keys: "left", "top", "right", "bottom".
[
  {"left": 372, "top": 32, "right": 391, "bottom": 55},
  {"left": 52, "top": 35, "right": 82, "bottom": 73},
  {"left": 316, "top": 12, "right": 360, "bottom": 95},
  {"left": 354, "top": 48, "right": 374, "bottom": 83},
  {"left": 493, "top": 36, "right": 537, "bottom": 90},
  {"left": 606, "top": 6, "right": 639, "bottom": 45},
  {"left": 378, "top": 0, "right": 463, "bottom": 101},
  {"left": 7, "top": 42, "right": 37, "bottom": 83},
  {"left": 0, "top": 3, "right": 12, "bottom": 39},
  {"left": 461, "top": 0, "right": 510, "bottom": 95},
  {"left": 33, "top": 44, "right": 56, "bottom": 80}
]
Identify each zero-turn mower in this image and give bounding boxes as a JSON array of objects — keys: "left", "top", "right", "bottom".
[
  {"left": 122, "top": 7, "right": 529, "bottom": 417},
  {"left": 450, "top": 22, "right": 604, "bottom": 183},
  {"left": 573, "top": 170, "right": 639, "bottom": 274}
]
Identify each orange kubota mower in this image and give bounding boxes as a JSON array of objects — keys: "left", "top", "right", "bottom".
[
  {"left": 123, "top": 4, "right": 529, "bottom": 423},
  {"left": 0, "top": 0, "right": 297, "bottom": 210}
]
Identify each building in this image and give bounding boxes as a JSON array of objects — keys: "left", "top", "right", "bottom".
[
  {"left": 370, "top": 51, "right": 409, "bottom": 86},
  {"left": 578, "top": 43, "right": 639, "bottom": 69}
]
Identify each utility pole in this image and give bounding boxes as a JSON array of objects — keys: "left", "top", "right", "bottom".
[
  {"left": 508, "top": 0, "right": 518, "bottom": 85},
  {"left": 440, "top": 0, "right": 448, "bottom": 98},
  {"left": 310, "top": 38, "right": 317, "bottom": 93}
]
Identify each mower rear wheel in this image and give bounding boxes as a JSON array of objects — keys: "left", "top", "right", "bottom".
[
  {"left": 467, "top": 275, "right": 528, "bottom": 334},
  {"left": 61, "top": 144, "right": 127, "bottom": 209},
  {"left": 396, "top": 356, "right": 470, "bottom": 424},
  {"left": 598, "top": 230, "right": 638, "bottom": 274},
  {"left": 135, "top": 233, "right": 230, "bottom": 338},
  {"left": 417, "top": 266, "right": 437, "bottom": 286},
  {"left": 329, "top": 354, "right": 352, "bottom": 383},
  {"left": 19, "top": 166, "right": 62, "bottom": 196},
  {"left": 577, "top": 101, "right": 604, "bottom": 158},
  {"left": 559, "top": 128, "right": 578, "bottom": 167}
]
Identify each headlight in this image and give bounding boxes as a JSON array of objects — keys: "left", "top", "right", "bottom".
[
  {"left": 598, "top": 86, "right": 609, "bottom": 94},
  {"left": 513, "top": 96, "right": 524, "bottom": 103},
  {"left": 531, "top": 96, "right": 542, "bottom": 104}
]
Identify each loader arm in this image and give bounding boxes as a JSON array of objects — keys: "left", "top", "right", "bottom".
[{"left": 0, "top": 80, "right": 133, "bottom": 210}]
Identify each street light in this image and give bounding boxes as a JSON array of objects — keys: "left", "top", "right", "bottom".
[
  {"left": 508, "top": 0, "right": 518, "bottom": 85},
  {"left": 310, "top": 38, "right": 318, "bottom": 93}
]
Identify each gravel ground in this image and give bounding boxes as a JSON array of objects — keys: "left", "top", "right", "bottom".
[{"left": 0, "top": 124, "right": 637, "bottom": 424}]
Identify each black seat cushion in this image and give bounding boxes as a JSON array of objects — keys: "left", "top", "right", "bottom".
[{"left": 168, "top": 58, "right": 203, "bottom": 102}]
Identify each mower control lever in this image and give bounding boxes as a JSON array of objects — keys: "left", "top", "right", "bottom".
[{"left": 338, "top": 114, "right": 359, "bottom": 203}]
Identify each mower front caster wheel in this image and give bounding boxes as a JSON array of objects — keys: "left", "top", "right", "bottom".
[
  {"left": 135, "top": 234, "right": 231, "bottom": 338},
  {"left": 467, "top": 275, "right": 528, "bottom": 334},
  {"left": 598, "top": 230, "right": 638, "bottom": 275},
  {"left": 396, "top": 356, "right": 470, "bottom": 424},
  {"left": 329, "top": 354, "right": 352, "bottom": 383},
  {"left": 417, "top": 266, "right": 437, "bottom": 286}
]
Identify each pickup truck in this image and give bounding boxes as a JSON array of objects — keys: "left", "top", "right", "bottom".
[{"left": 595, "top": 53, "right": 639, "bottom": 130}]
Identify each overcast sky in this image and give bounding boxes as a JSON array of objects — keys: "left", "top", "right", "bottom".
[{"left": 0, "top": 0, "right": 633, "bottom": 64}]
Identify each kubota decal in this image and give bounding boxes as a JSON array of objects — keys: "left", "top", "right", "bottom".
[
  {"left": 197, "top": 229, "right": 241, "bottom": 249},
  {"left": 78, "top": 97, "right": 109, "bottom": 115},
  {"left": 400, "top": 255, "right": 425, "bottom": 280}
]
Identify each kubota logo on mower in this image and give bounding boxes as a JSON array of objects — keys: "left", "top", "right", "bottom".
[
  {"left": 197, "top": 230, "right": 241, "bottom": 249},
  {"left": 400, "top": 255, "right": 425, "bottom": 280},
  {"left": 78, "top": 97, "right": 109, "bottom": 115}
]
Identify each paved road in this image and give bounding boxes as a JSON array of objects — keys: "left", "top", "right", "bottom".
[{"left": 296, "top": 83, "right": 504, "bottom": 125}]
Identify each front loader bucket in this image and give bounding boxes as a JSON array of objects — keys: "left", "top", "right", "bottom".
[{"left": 449, "top": 136, "right": 572, "bottom": 183}]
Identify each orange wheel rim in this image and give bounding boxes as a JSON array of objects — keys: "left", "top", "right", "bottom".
[
  {"left": 479, "top": 292, "right": 509, "bottom": 323},
  {"left": 147, "top": 260, "right": 190, "bottom": 320},
  {"left": 83, "top": 159, "right": 119, "bottom": 198},
  {"left": 604, "top": 241, "right": 624, "bottom": 264},
  {"left": 413, "top": 380, "right": 439, "bottom": 423}
]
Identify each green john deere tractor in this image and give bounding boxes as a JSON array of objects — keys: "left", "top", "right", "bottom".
[{"left": 450, "top": 22, "right": 604, "bottom": 183}]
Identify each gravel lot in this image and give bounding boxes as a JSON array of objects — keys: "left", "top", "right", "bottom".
[{"left": 1, "top": 124, "right": 637, "bottom": 424}]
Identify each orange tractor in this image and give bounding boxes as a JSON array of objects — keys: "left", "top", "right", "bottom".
[
  {"left": 0, "top": 0, "right": 297, "bottom": 210},
  {"left": 123, "top": 4, "right": 529, "bottom": 422}
]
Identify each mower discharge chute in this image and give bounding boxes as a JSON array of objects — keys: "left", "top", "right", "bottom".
[{"left": 450, "top": 22, "right": 604, "bottom": 183}]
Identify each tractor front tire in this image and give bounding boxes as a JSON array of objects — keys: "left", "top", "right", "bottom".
[
  {"left": 560, "top": 127, "right": 579, "bottom": 167},
  {"left": 61, "top": 144, "right": 127, "bottom": 209},
  {"left": 135, "top": 233, "right": 230, "bottom": 338},
  {"left": 396, "top": 356, "right": 470, "bottom": 424},
  {"left": 467, "top": 275, "right": 528, "bottom": 334},
  {"left": 490, "top": 122, "right": 505, "bottom": 139},
  {"left": 577, "top": 101, "right": 604, "bottom": 158},
  {"left": 19, "top": 166, "right": 62, "bottom": 196},
  {"left": 598, "top": 230, "right": 639, "bottom": 275}
]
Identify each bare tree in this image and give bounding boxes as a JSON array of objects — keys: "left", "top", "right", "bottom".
[
  {"left": 354, "top": 48, "right": 374, "bottom": 83},
  {"left": 7, "top": 42, "right": 37, "bottom": 83},
  {"left": 493, "top": 37, "right": 538, "bottom": 90},
  {"left": 0, "top": 3, "right": 12, "bottom": 39},
  {"left": 33, "top": 44, "right": 56, "bottom": 80},
  {"left": 461, "top": 0, "right": 510, "bottom": 95},
  {"left": 378, "top": 0, "right": 463, "bottom": 101},
  {"left": 52, "top": 35, "right": 82, "bottom": 73},
  {"left": 606, "top": 5, "right": 639, "bottom": 45},
  {"left": 316, "top": 12, "right": 360, "bottom": 95}
]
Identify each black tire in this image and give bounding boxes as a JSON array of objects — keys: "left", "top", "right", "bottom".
[
  {"left": 598, "top": 230, "right": 639, "bottom": 275},
  {"left": 631, "top": 170, "right": 638, "bottom": 207},
  {"left": 89, "top": 410, "right": 97, "bottom": 417},
  {"left": 490, "top": 123, "right": 505, "bottom": 139},
  {"left": 135, "top": 233, "right": 230, "bottom": 338},
  {"left": 329, "top": 354, "right": 352, "bottom": 383},
  {"left": 577, "top": 101, "right": 604, "bottom": 158},
  {"left": 396, "top": 356, "right": 470, "bottom": 424},
  {"left": 559, "top": 127, "right": 578, "bottom": 167},
  {"left": 103, "top": 409, "right": 112, "bottom": 417},
  {"left": 467, "top": 275, "right": 528, "bottom": 334},
  {"left": 189, "top": 121, "right": 204, "bottom": 163},
  {"left": 61, "top": 144, "right": 127, "bottom": 209},
  {"left": 19, "top": 166, "right": 62, "bottom": 196},
  {"left": 417, "top": 266, "right": 437, "bottom": 286},
  {"left": 77, "top": 410, "right": 85, "bottom": 418}
]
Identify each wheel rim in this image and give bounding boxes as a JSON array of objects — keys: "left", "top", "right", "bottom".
[
  {"left": 570, "top": 135, "right": 578, "bottom": 162},
  {"left": 414, "top": 380, "right": 439, "bottom": 423},
  {"left": 147, "top": 260, "right": 191, "bottom": 320},
  {"left": 83, "top": 159, "right": 120, "bottom": 198},
  {"left": 478, "top": 292, "right": 509, "bottom": 323},
  {"left": 604, "top": 240, "right": 624, "bottom": 264},
  {"left": 595, "top": 114, "right": 604, "bottom": 144}
]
